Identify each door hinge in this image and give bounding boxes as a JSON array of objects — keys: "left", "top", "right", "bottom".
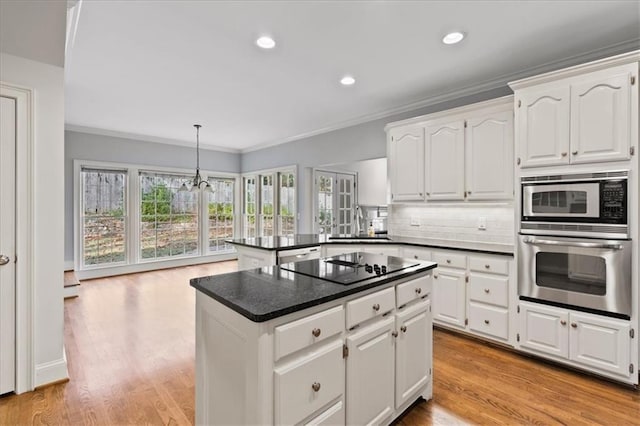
[
  {"left": 465, "top": 318, "right": 468, "bottom": 326},
  {"left": 517, "top": 306, "right": 520, "bottom": 314},
  {"left": 631, "top": 75, "right": 636, "bottom": 85},
  {"left": 391, "top": 136, "right": 394, "bottom": 142},
  {"left": 630, "top": 363, "right": 634, "bottom": 374},
  {"left": 14, "top": 255, "right": 17, "bottom": 264},
  {"left": 343, "top": 344, "right": 349, "bottom": 359},
  {"left": 630, "top": 328, "right": 635, "bottom": 339},
  {"left": 631, "top": 147, "right": 635, "bottom": 156},
  {"left": 517, "top": 333, "right": 520, "bottom": 342},
  {"left": 429, "top": 305, "right": 432, "bottom": 313},
  {"left": 464, "top": 120, "right": 467, "bottom": 128},
  {"left": 465, "top": 275, "right": 469, "bottom": 283},
  {"left": 517, "top": 157, "right": 521, "bottom": 165},
  {"left": 517, "top": 99, "right": 522, "bottom": 108},
  {"left": 429, "top": 368, "right": 432, "bottom": 376}
]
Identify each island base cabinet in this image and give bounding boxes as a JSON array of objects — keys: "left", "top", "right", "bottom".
[
  {"left": 395, "top": 300, "right": 432, "bottom": 409},
  {"left": 346, "top": 317, "right": 396, "bottom": 426},
  {"left": 518, "top": 301, "right": 635, "bottom": 383}
]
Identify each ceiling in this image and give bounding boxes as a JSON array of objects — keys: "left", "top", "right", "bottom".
[{"left": 64, "top": 0, "right": 640, "bottom": 152}]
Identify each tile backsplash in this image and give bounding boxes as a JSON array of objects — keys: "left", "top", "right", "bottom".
[{"left": 388, "top": 203, "right": 515, "bottom": 245}]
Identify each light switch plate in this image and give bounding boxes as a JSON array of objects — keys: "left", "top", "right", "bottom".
[
  {"left": 410, "top": 217, "right": 420, "bottom": 226},
  {"left": 477, "top": 217, "right": 487, "bottom": 230}
]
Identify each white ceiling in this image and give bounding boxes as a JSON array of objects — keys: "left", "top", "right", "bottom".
[{"left": 64, "top": 0, "right": 640, "bottom": 152}]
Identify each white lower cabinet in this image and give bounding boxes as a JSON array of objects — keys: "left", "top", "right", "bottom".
[
  {"left": 395, "top": 300, "right": 432, "bottom": 409},
  {"left": 518, "top": 301, "right": 634, "bottom": 381},
  {"left": 346, "top": 317, "right": 396, "bottom": 425},
  {"left": 432, "top": 267, "right": 466, "bottom": 329}
]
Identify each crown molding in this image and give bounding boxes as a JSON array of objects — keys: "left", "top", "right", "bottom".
[
  {"left": 64, "top": 124, "right": 242, "bottom": 154},
  {"left": 242, "top": 38, "right": 640, "bottom": 153}
]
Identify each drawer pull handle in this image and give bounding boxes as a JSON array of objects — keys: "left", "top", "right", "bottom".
[
  {"left": 484, "top": 319, "right": 490, "bottom": 325},
  {"left": 311, "top": 328, "right": 321, "bottom": 337},
  {"left": 560, "top": 320, "right": 567, "bottom": 326},
  {"left": 571, "top": 323, "right": 578, "bottom": 328},
  {"left": 372, "top": 303, "right": 380, "bottom": 312},
  {"left": 400, "top": 325, "right": 407, "bottom": 333},
  {"left": 485, "top": 264, "right": 490, "bottom": 269},
  {"left": 415, "top": 288, "right": 422, "bottom": 295},
  {"left": 311, "top": 382, "right": 321, "bottom": 392},
  {"left": 484, "top": 288, "right": 490, "bottom": 294},
  {"left": 446, "top": 259, "right": 451, "bottom": 264}
]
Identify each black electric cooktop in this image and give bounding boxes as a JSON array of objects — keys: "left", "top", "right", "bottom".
[{"left": 279, "top": 252, "right": 419, "bottom": 285}]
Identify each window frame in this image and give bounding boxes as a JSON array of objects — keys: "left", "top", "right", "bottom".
[{"left": 74, "top": 160, "right": 240, "bottom": 275}]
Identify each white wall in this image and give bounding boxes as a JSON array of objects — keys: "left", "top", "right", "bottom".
[{"left": 0, "top": 53, "right": 67, "bottom": 386}]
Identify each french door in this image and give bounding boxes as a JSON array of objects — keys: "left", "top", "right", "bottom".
[
  {"left": 314, "top": 171, "right": 356, "bottom": 235},
  {"left": 0, "top": 95, "right": 16, "bottom": 394}
]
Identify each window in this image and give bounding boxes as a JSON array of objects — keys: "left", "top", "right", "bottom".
[
  {"left": 139, "top": 172, "right": 199, "bottom": 260},
  {"left": 80, "top": 168, "right": 127, "bottom": 267},
  {"left": 242, "top": 168, "right": 296, "bottom": 237},
  {"left": 279, "top": 172, "right": 296, "bottom": 235},
  {"left": 243, "top": 176, "right": 257, "bottom": 238},
  {"left": 208, "top": 177, "right": 235, "bottom": 252}
]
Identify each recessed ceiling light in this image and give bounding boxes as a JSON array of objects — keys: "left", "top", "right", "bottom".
[
  {"left": 442, "top": 31, "right": 465, "bottom": 45},
  {"left": 256, "top": 36, "right": 276, "bottom": 49},
  {"left": 340, "top": 75, "right": 356, "bottom": 86}
]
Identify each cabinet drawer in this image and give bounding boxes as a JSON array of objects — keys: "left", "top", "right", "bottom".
[
  {"left": 396, "top": 274, "right": 432, "bottom": 308},
  {"left": 274, "top": 340, "right": 345, "bottom": 426},
  {"left": 346, "top": 287, "right": 395, "bottom": 329},
  {"left": 402, "top": 247, "right": 432, "bottom": 261},
  {"left": 362, "top": 245, "right": 400, "bottom": 257},
  {"left": 304, "top": 399, "right": 344, "bottom": 426},
  {"left": 468, "top": 274, "right": 509, "bottom": 308},
  {"left": 275, "top": 306, "right": 345, "bottom": 361},
  {"left": 469, "top": 256, "right": 509, "bottom": 275},
  {"left": 432, "top": 252, "right": 466, "bottom": 269},
  {"left": 468, "top": 303, "right": 509, "bottom": 341}
]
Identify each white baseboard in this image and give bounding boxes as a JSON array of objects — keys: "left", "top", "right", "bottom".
[
  {"left": 35, "top": 351, "right": 68, "bottom": 387},
  {"left": 63, "top": 284, "right": 79, "bottom": 299},
  {"left": 64, "top": 260, "right": 74, "bottom": 271}
]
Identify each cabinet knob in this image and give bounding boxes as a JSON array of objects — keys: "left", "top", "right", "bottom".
[
  {"left": 572, "top": 151, "right": 578, "bottom": 155},
  {"left": 372, "top": 303, "right": 380, "bottom": 312},
  {"left": 311, "top": 328, "right": 321, "bottom": 338},
  {"left": 392, "top": 331, "right": 399, "bottom": 338},
  {"left": 571, "top": 323, "right": 578, "bottom": 328},
  {"left": 419, "top": 192, "right": 423, "bottom": 196},
  {"left": 560, "top": 320, "right": 567, "bottom": 326},
  {"left": 485, "top": 264, "right": 490, "bottom": 269},
  {"left": 426, "top": 192, "right": 430, "bottom": 196},
  {"left": 414, "top": 255, "right": 418, "bottom": 259},
  {"left": 446, "top": 259, "right": 451, "bottom": 264},
  {"left": 561, "top": 152, "right": 568, "bottom": 157},
  {"left": 311, "top": 382, "right": 321, "bottom": 392},
  {"left": 415, "top": 287, "right": 422, "bottom": 295},
  {"left": 400, "top": 325, "right": 407, "bottom": 333},
  {"left": 484, "top": 288, "right": 490, "bottom": 294},
  {"left": 484, "top": 319, "right": 490, "bottom": 325},
  {"left": 434, "top": 274, "right": 438, "bottom": 279}
]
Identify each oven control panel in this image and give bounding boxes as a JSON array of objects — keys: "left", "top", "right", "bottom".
[{"left": 600, "top": 180, "right": 626, "bottom": 221}]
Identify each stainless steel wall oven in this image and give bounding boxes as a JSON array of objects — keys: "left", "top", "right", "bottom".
[{"left": 518, "top": 171, "right": 632, "bottom": 319}]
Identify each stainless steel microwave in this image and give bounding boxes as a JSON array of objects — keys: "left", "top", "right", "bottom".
[{"left": 521, "top": 171, "right": 629, "bottom": 239}]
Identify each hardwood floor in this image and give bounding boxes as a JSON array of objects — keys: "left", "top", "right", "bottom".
[{"left": 1, "top": 262, "right": 638, "bottom": 425}]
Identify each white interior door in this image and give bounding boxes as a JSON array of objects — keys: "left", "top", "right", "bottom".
[
  {"left": 314, "top": 171, "right": 356, "bottom": 235},
  {"left": 336, "top": 173, "right": 355, "bottom": 235},
  {"left": 0, "top": 95, "right": 16, "bottom": 395}
]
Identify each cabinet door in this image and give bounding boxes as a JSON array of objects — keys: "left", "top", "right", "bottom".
[
  {"left": 466, "top": 110, "right": 514, "bottom": 200},
  {"left": 389, "top": 125, "right": 424, "bottom": 201},
  {"left": 570, "top": 65, "right": 634, "bottom": 164},
  {"left": 395, "top": 300, "right": 431, "bottom": 409},
  {"left": 346, "top": 317, "right": 395, "bottom": 426},
  {"left": 569, "top": 312, "right": 631, "bottom": 377},
  {"left": 517, "top": 85, "right": 570, "bottom": 168},
  {"left": 519, "top": 302, "right": 568, "bottom": 359},
  {"left": 432, "top": 268, "right": 466, "bottom": 329},
  {"left": 424, "top": 120, "right": 465, "bottom": 200}
]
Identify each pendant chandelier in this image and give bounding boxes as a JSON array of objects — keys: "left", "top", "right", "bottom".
[{"left": 179, "top": 124, "right": 213, "bottom": 193}]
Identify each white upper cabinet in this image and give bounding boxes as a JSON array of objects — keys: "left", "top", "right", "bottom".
[
  {"left": 570, "top": 65, "right": 633, "bottom": 164},
  {"left": 512, "top": 57, "right": 638, "bottom": 168},
  {"left": 517, "top": 85, "right": 570, "bottom": 168},
  {"left": 388, "top": 125, "right": 424, "bottom": 201},
  {"left": 465, "top": 109, "right": 514, "bottom": 200},
  {"left": 424, "top": 120, "right": 465, "bottom": 200}
]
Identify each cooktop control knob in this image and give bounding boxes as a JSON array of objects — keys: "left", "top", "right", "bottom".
[{"left": 381, "top": 266, "right": 387, "bottom": 274}]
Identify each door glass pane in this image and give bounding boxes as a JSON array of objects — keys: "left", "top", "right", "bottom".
[
  {"left": 535, "top": 252, "right": 606, "bottom": 295},
  {"left": 531, "top": 191, "right": 587, "bottom": 214},
  {"left": 208, "top": 178, "right": 235, "bottom": 252}
]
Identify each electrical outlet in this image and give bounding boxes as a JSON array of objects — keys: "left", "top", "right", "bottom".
[
  {"left": 410, "top": 217, "right": 420, "bottom": 226},
  {"left": 477, "top": 217, "right": 487, "bottom": 230}
]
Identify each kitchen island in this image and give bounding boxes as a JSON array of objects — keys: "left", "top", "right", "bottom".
[{"left": 191, "top": 252, "right": 437, "bottom": 425}]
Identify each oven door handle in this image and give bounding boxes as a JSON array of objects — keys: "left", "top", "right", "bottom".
[{"left": 523, "top": 237, "right": 623, "bottom": 250}]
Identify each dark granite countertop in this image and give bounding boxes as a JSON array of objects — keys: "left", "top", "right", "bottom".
[
  {"left": 190, "top": 256, "right": 437, "bottom": 323},
  {"left": 227, "top": 234, "right": 514, "bottom": 256}
]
